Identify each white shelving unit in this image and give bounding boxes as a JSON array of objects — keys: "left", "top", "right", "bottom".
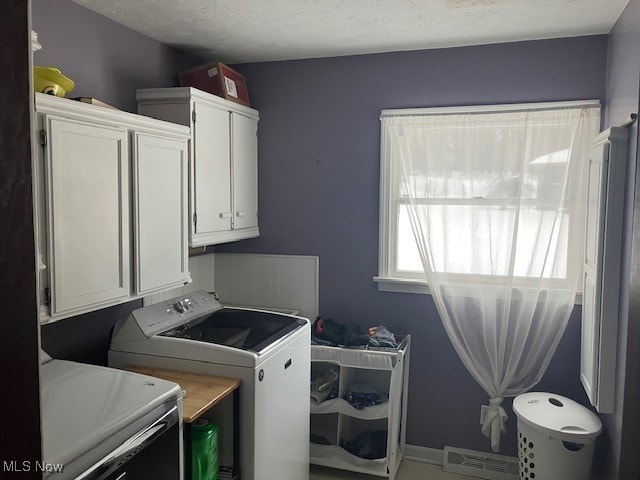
[{"left": 309, "top": 336, "right": 411, "bottom": 480}]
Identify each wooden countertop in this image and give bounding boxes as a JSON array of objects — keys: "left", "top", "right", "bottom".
[{"left": 123, "top": 365, "right": 241, "bottom": 423}]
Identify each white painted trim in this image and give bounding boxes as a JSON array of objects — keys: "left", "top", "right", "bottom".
[
  {"left": 374, "top": 276, "right": 430, "bottom": 295},
  {"left": 35, "top": 93, "right": 190, "bottom": 139},
  {"left": 374, "top": 276, "right": 583, "bottom": 304},
  {"left": 190, "top": 226, "right": 259, "bottom": 247},
  {"left": 404, "top": 445, "right": 444, "bottom": 465},
  {"left": 381, "top": 99, "right": 601, "bottom": 117},
  {"left": 136, "top": 87, "right": 259, "bottom": 120},
  {"left": 377, "top": 102, "right": 595, "bottom": 303},
  {"left": 377, "top": 121, "right": 392, "bottom": 280}
]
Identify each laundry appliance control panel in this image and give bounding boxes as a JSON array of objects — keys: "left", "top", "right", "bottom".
[{"left": 132, "top": 290, "right": 223, "bottom": 337}]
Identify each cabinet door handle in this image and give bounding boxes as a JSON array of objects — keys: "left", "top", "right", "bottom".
[
  {"left": 236, "top": 211, "right": 246, "bottom": 217},
  {"left": 219, "top": 212, "right": 233, "bottom": 219}
]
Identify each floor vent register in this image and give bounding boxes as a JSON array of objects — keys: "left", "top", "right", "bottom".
[{"left": 443, "top": 446, "right": 519, "bottom": 480}]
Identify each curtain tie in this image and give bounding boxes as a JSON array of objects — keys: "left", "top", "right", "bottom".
[{"left": 481, "top": 397, "right": 508, "bottom": 453}]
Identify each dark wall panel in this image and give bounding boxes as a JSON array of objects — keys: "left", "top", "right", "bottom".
[
  {"left": 41, "top": 301, "right": 142, "bottom": 366},
  {"left": 0, "top": 0, "right": 42, "bottom": 475}
]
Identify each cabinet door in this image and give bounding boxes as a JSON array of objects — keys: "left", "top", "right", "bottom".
[
  {"left": 580, "top": 128, "right": 627, "bottom": 414},
  {"left": 580, "top": 145, "right": 606, "bottom": 408},
  {"left": 44, "top": 116, "right": 130, "bottom": 315},
  {"left": 232, "top": 112, "right": 259, "bottom": 230},
  {"left": 193, "top": 101, "right": 232, "bottom": 236},
  {"left": 133, "top": 133, "right": 189, "bottom": 295}
]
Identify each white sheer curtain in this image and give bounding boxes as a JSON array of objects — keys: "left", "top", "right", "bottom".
[{"left": 383, "top": 105, "right": 600, "bottom": 452}]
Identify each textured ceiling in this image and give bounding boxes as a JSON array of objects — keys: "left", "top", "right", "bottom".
[{"left": 70, "top": 0, "right": 629, "bottom": 63}]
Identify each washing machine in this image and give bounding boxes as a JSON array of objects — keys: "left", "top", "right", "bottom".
[{"left": 108, "top": 290, "right": 310, "bottom": 480}]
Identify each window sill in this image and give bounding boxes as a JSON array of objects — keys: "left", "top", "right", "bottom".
[
  {"left": 373, "top": 276, "right": 431, "bottom": 295},
  {"left": 373, "top": 276, "right": 583, "bottom": 305}
]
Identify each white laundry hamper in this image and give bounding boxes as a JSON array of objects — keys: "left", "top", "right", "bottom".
[{"left": 513, "top": 393, "right": 602, "bottom": 480}]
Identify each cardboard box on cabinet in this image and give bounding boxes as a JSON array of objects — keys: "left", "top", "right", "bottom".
[{"left": 179, "top": 62, "right": 250, "bottom": 107}]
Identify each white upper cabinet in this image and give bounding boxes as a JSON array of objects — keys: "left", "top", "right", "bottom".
[
  {"left": 34, "top": 93, "right": 191, "bottom": 322},
  {"left": 44, "top": 116, "right": 130, "bottom": 315},
  {"left": 132, "top": 132, "right": 189, "bottom": 295},
  {"left": 581, "top": 127, "right": 628, "bottom": 413},
  {"left": 193, "top": 101, "right": 232, "bottom": 235},
  {"left": 231, "top": 112, "right": 259, "bottom": 231},
  {"left": 136, "top": 87, "right": 260, "bottom": 247}
]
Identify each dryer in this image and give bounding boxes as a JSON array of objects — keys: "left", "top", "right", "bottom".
[
  {"left": 109, "top": 290, "right": 310, "bottom": 480},
  {"left": 40, "top": 352, "right": 183, "bottom": 479}
]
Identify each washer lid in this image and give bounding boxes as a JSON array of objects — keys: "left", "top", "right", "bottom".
[
  {"left": 513, "top": 392, "right": 602, "bottom": 440},
  {"left": 159, "top": 307, "right": 307, "bottom": 353},
  {"left": 41, "top": 360, "right": 179, "bottom": 468}
]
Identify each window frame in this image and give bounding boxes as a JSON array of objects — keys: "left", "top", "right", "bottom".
[{"left": 375, "top": 100, "right": 600, "bottom": 299}]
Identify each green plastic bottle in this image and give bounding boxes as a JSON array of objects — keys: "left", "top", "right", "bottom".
[{"left": 191, "top": 419, "right": 218, "bottom": 480}]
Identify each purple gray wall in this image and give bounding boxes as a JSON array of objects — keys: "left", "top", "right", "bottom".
[
  {"left": 220, "top": 36, "right": 608, "bottom": 455},
  {"left": 31, "top": 0, "right": 198, "bottom": 112},
  {"left": 598, "top": 0, "right": 640, "bottom": 478}
]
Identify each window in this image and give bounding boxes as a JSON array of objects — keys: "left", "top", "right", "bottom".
[{"left": 375, "top": 102, "right": 601, "bottom": 295}]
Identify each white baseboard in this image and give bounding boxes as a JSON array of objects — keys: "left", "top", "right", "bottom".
[{"left": 404, "top": 444, "right": 444, "bottom": 465}]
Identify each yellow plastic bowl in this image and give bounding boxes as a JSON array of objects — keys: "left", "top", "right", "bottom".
[{"left": 34, "top": 66, "right": 74, "bottom": 97}]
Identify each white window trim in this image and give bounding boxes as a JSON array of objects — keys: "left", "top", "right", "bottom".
[{"left": 375, "top": 100, "right": 600, "bottom": 304}]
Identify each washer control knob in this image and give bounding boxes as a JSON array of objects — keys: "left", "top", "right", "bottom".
[{"left": 173, "top": 300, "right": 189, "bottom": 313}]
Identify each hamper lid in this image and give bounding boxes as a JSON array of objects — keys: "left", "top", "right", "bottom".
[{"left": 513, "top": 392, "right": 602, "bottom": 441}]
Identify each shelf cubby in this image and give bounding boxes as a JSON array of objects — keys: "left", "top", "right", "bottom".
[{"left": 309, "top": 335, "right": 411, "bottom": 480}]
